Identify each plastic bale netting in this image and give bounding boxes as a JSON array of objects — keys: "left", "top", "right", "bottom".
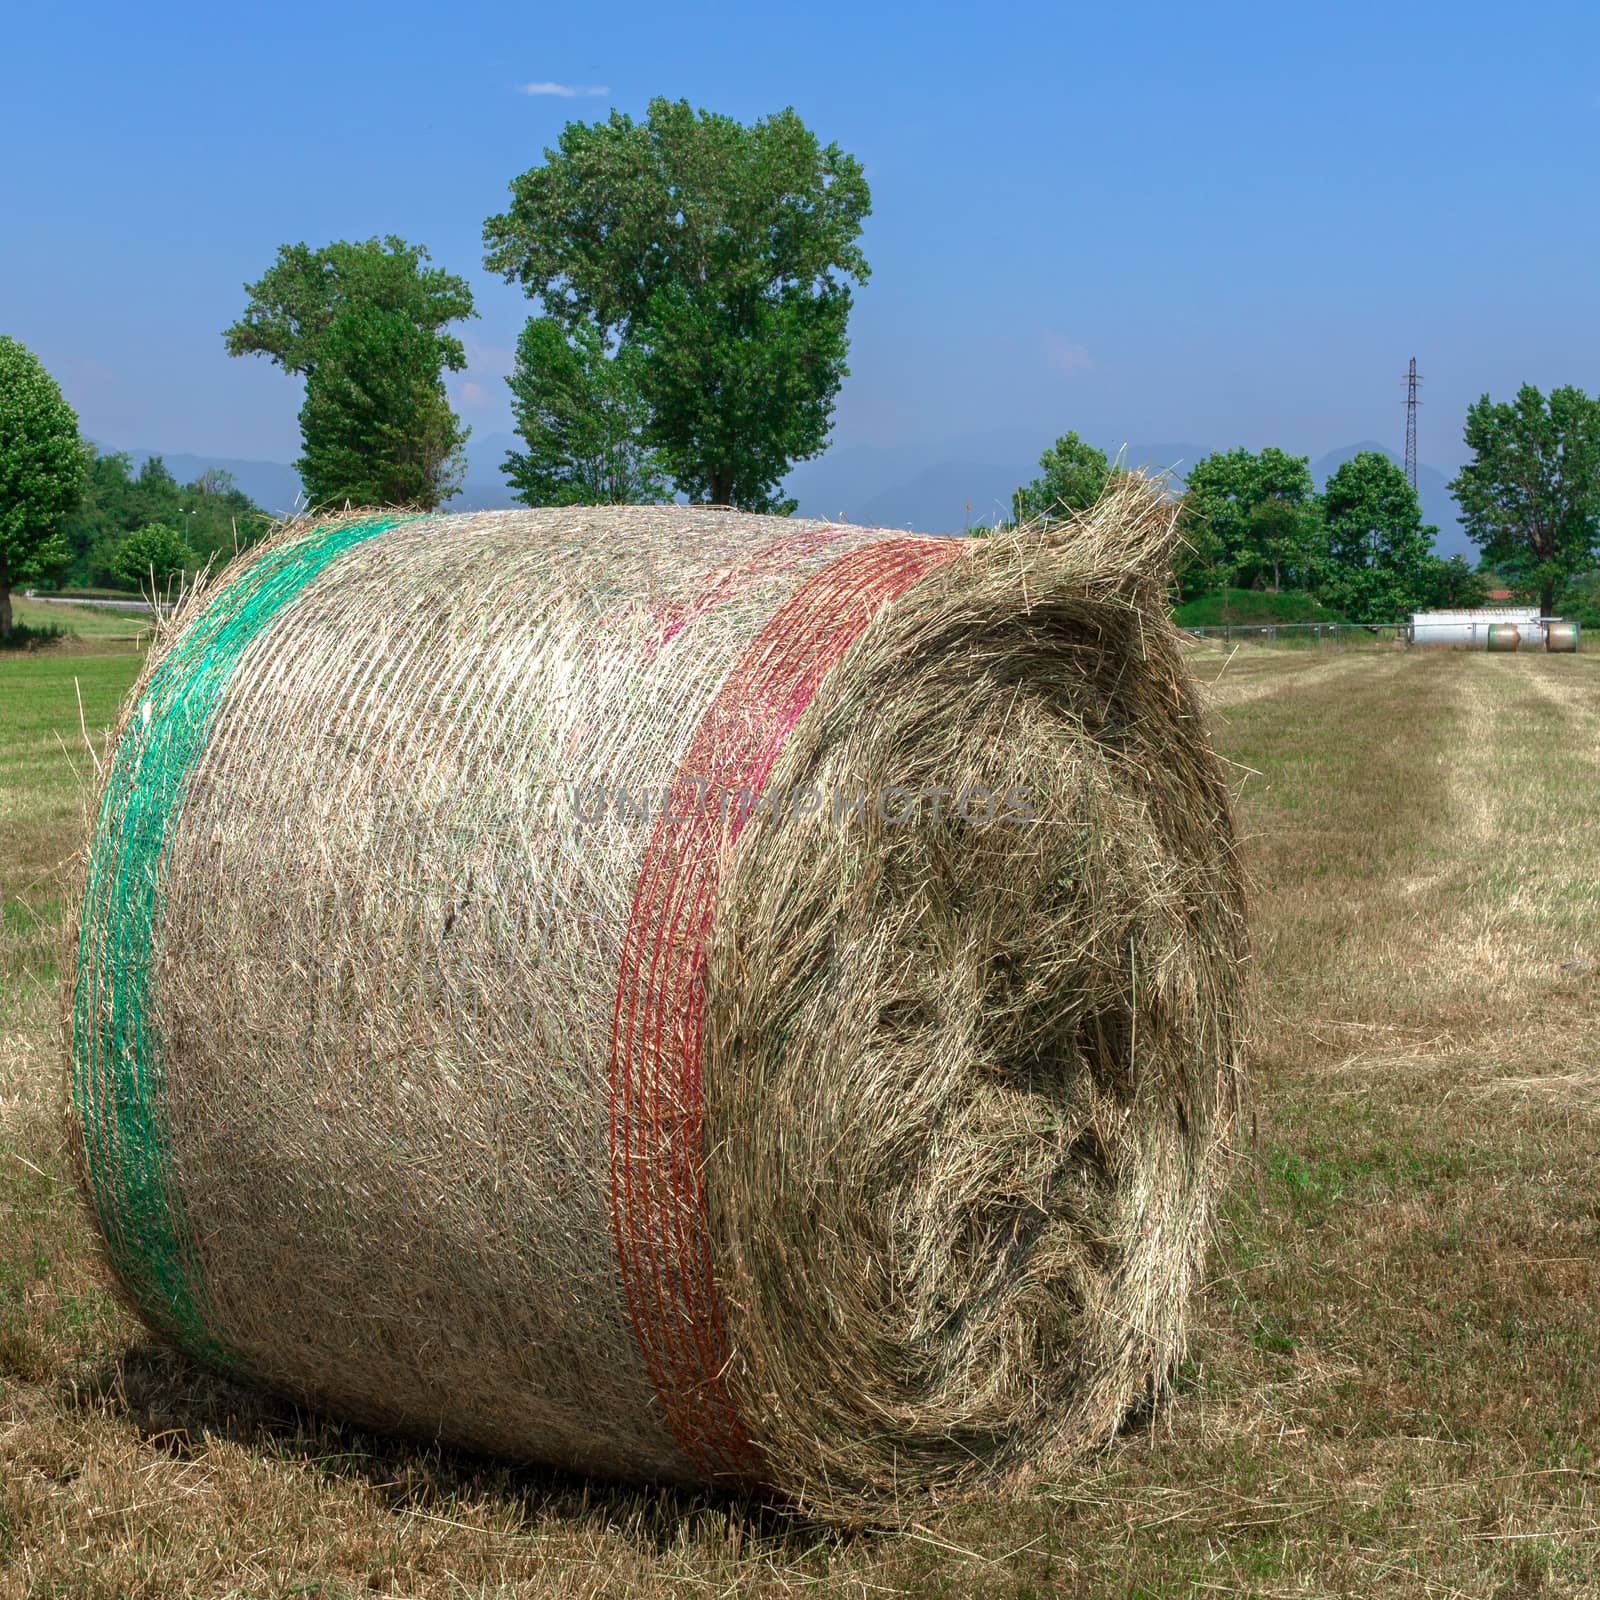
[{"left": 67, "top": 484, "right": 1248, "bottom": 1520}]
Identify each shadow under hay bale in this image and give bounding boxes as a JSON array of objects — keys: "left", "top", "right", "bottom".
[{"left": 67, "top": 481, "right": 1248, "bottom": 1522}]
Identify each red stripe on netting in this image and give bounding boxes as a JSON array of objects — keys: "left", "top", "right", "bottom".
[{"left": 609, "top": 533, "right": 965, "bottom": 1482}]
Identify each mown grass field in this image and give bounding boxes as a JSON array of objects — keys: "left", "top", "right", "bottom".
[
  {"left": 3, "top": 635, "right": 1598, "bottom": 1598},
  {"left": 4, "top": 597, "right": 152, "bottom": 645}
]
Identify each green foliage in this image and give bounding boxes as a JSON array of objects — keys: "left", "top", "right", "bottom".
[
  {"left": 1183, "top": 447, "right": 1318, "bottom": 589},
  {"left": 1171, "top": 491, "right": 1226, "bottom": 601},
  {"left": 223, "top": 236, "right": 476, "bottom": 376},
  {"left": 1421, "top": 554, "right": 1490, "bottom": 610},
  {"left": 57, "top": 452, "right": 268, "bottom": 589},
  {"left": 1010, "top": 432, "right": 1119, "bottom": 525},
  {"left": 1450, "top": 384, "right": 1600, "bottom": 615},
  {"left": 1173, "top": 587, "right": 1348, "bottom": 627},
  {"left": 484, "top": 98, "right": 870, "bottom": 510},
  {"left": 297, "top": 302, "right": 469, "bottom": 510},
  {"left": 109, "top": 523, "right": 196, "bottom": 592},
  {"left": 1320, "top": 451, "right": 1439, "bottom": 621},
  {"left": 1244, "top": 496, "right": 1328, "bottom": 593},
  {"left": 0, "top": 336, "right": 85, "bottom": 638},
  {"left": 633, "top": 281, "right": 849, "bottom": 511},
  {"left": 505, "top": 316, "right": 665, "bottom": 506},
  {"left": 1554, "top": 569, "right": 1600, "bottom": 629}
]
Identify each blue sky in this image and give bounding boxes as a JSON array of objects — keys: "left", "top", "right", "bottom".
[{"left": 4, "top": 0, "right": 1597, "bottom": 486}]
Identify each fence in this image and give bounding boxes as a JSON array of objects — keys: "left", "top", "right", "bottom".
[
  {"left": 1183, "top": 620, "right": 1583, "bottom": 650},
  {"left": 1182, "top": 622, "right": 1407, "bottom": 648}
]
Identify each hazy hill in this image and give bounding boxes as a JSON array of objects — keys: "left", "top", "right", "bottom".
[{"left": 103, "top": 433, "right": 1473, "bottom": 559}]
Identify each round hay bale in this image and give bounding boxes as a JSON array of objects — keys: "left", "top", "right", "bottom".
[
  {"left": 1545, "top": 621, "right": 1580, "bottom": 652},
  {"left": 1486, "top": 622, "right": 1521, "bottom": 652},
  {"left": 68, "top": 482, "right": 1247, "bottom": 1520}
]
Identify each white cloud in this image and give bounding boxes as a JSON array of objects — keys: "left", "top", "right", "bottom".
[
  {"left": 1043, "top": 334, "right": 1092, "bottom": 377},
  {"left": 518, "top": 81, "right": 608, "bottom": 98},
  {"left": 458, "top": 381, "right": 491, "bottom": 410}
]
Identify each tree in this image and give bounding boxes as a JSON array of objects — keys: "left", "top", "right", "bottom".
[
  {"left": 1241, "top": 497, "right": 1327, "bottom": 593},
  {"left": 58, "top": 449, "right": 269, "bottom": 589},
  {"left": 110, "top": 523, "right": 195, "bottom": 592},
  {"left": 632, "top": 281, "right": 849, "bottom": 511},
  {"left": 1320, "top": 451, "right": 1438, "bottom": 620},
  {"left": 224, "top": 236, "right": 476, "bottom": 376},
  {"left": 1554, "top": 568, "right": 1600, "bottom": 628},
  {"left": 297, "top": 303, "right": 469, "bottom": 510},
  {"left": 1449, "top": 384, "right": 1600, "bottom": 615},
  {"left": 1183, "top": 447, "right": 1316, "bottom": 588},
  {"left": 1010, "top": 432, "right": 1120, "bottom": 524},
  {"left": 484, "top": 98, "right": 870, "bottom": 511},
  {"left": 0, "top": 336, "right": 84, "bottom": 638},
  {"left": 1171, "top": 491, "right": 1226, "bottom": 601},
  {"left": 1421, "top": 553, "right": 1490, "bottom": 610},
  {"left": 505, "top": 315, "right": 666, "bottom": 506}
]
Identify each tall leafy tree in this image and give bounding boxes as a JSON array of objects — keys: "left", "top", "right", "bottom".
[
  {"left": 297, "top": 303, "right": 469, "bottom": 509},
  {"left": 1449, "top": 384, "right": 1600, "bottom": 614},
  {"left": 1010, "top": 432, "right": 1120, "bottom": 524},
  {"left": 1243, "top": 496, "right": 1327, "bottom": 594},
  {"left": 224, "top": 236, "right": 476, "bottom": 376},
  {"left": 1183, "top": 447, "right": 1316, "bottom": 588},
  {"left": 505, "top": 315, "right": 665, "bottom": 506},
  {"left": 484, "top": 98, "right": 870, "bottom": 512},
  {"left": 1321, "top": 450, "right": 1438, "bottom": 620},
  {"left": 0, "top": 336, "right": 85, "bottom": 638}
]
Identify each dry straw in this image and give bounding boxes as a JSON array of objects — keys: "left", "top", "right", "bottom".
[{"left": 67, "top": 480, "right": 1248, "bottom": 1521}]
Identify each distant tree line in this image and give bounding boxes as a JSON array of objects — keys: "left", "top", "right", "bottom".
[
  {"left": 0, "top": 336, "right": 272, "bottom": 636},
  {"left": 7, "top": 88, "right": 1600, "bottom": 641},
  {"left": 975, "top": 384, "right": 1600, "bottom": 624},
  {"left": 60, "top": 451, "right": 269, "bottom": 591}
]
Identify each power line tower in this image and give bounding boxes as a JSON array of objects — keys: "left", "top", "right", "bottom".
[{"left": 1403, "top": 356, "right": 1421, "bottom": 491}]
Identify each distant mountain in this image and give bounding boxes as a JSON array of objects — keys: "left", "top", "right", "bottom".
[
  {"left": 451, "top": 432, "right": 523, "bottom": 511},
  {"left": 1310, "top": 441, "right": 1470, "bottom": 561},
  {"left": 101, "top": 433, "right": 1474, "bottom": 559},
  {"left": 786, "top": 436, "right": 1209, "bottom": 534}
]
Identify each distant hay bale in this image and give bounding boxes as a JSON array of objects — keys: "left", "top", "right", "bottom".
[{"left": 68, "top": 482, "right": 1247, "bottom": 1521}]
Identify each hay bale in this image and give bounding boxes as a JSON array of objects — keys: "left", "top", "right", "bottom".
[{"left": 68, "top": 482, "right": 1247, "bottom": 1520}]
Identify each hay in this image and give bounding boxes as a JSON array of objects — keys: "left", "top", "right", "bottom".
[{"left": 67, "top": 481, "right": 1248, "bottom": 1521}]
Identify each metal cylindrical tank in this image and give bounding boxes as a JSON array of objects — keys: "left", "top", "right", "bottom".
[
  {"left": 1409, "top": 611, "right": 1542, "bottom": 646},
  {"left": 1486, "top": 624, "right": 1521, "bottom": 652},
  {"left": 1545, "top": 621, "right": 1580, "bottom": 652}
]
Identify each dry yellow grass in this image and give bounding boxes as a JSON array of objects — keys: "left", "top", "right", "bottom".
[{"left": 4, "top": 639, "right": 1600, "bottom": 1597}]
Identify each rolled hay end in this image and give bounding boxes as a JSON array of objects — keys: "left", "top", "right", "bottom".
[{"left": 67, "top": 483, "right": 1248, "bottom": 1521}]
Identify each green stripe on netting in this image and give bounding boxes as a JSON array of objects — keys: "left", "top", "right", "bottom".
[{"left": 70, "top": 514, "right": 418, "bottom": 1366}]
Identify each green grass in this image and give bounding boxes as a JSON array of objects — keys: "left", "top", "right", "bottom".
[
  {"left": 7, "top": 596, "right": 153, "bottom": 643},
  {"left": 0, "top": 652, "right": 141, "bottom": 1027},
  {"left": 43, "top": 586, "right": 145, "bottom": 602},
  {"left": 3, "top": 644, "right": 1600, "bottom": 1596},
  {"left": 1174, "top": 587, "right": 1349, "bottom": 627}
]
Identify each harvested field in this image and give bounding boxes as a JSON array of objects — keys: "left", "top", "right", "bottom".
[{"left": 3, "top": 640, "right": 1599, "bottom": 1597}]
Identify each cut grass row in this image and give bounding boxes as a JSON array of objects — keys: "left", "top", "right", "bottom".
[{"left": 2, "top": 642, "right": 1598, "bottom": 1596}]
